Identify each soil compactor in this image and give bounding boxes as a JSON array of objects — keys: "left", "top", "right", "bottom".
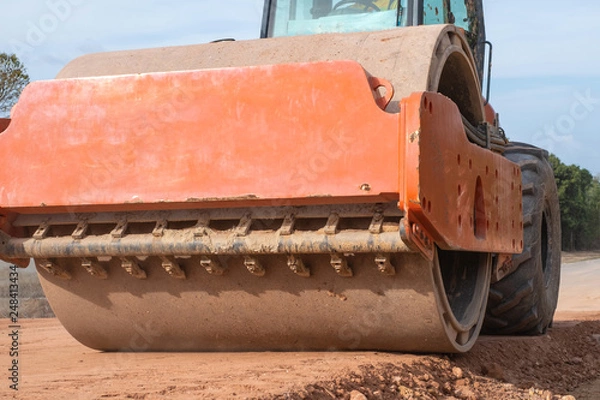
[{"left": 0, "top": 0, "right": 560, "bottom": 353}]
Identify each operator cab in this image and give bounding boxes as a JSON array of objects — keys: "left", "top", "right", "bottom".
[
  {"left": 261, "top": 0, "right": 483, "bottom": 37},
  {"left": 264, "top": 0, "right": 407, "bottom": 36},
  {"left": 261, "top": 0, "right": 486, "bottom": 79}
]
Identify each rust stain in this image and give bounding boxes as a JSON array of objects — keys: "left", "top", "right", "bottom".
[
  {"left": 186, "top": 195, "right": 259, "bottom": 203},
  {"left": 409, "top": 130, "right": 420, "bottom": 143}
]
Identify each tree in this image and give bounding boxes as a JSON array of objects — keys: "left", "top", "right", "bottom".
[
  {"left": 0, "top": 53, "right": 30, "bottom": 117},
  {"left": 584, "top": 175, "right": 600, "bottom": 249},
  {"left": 549, "top": 154, "right": 600, "bottom": 250}
]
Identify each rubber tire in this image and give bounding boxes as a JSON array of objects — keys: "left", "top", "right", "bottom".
[{"left": 483, "top": 142, "right": 561, "bottom": 335}]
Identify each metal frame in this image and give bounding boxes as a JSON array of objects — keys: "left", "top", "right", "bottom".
[
  {"left": 0, "top": 72, "right": 522, "bottom": 263},
  {"left": 260, "top": 0, "right": 274, "bottom": 38},
  {"left": 1, "top": 224, "right": 411, "bottom": 259},
  {"left": 409, "top": 0, "right": 422, "bottom": 25}
]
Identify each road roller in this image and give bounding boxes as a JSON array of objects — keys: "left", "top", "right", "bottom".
[{"left": 0, "top": 0, "right": 561, "bottom": 352}]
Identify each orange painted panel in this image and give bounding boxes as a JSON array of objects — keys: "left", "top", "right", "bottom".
[
  {"left": 401, "top": 92, "right": 523, "bottom": 254},
  {"left": 0, "top": 61, "right": 400, "bottom": 212}
]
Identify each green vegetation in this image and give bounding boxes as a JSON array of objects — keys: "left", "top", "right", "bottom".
[
  {"left": 549, "top": 154, "right": 600, "bottom": 250},
  {"left": 0, "top": 53, "right": 30, "bottom": 117}
]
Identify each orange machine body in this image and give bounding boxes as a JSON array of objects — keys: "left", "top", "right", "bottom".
[{"left": 0, "top": 60, "right": 522, "bottom": 257}]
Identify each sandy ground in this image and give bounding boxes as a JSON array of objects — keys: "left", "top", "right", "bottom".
[
  {"left": 0, "top": 258, "right": 599, "bottom": 400},
  {"left": 562, "top": 251, "right": 600, "bottom": 264}
]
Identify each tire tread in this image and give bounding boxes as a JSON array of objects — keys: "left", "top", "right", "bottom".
[{"left": 483, "top": 143, "right": 561, "bottom": 336}]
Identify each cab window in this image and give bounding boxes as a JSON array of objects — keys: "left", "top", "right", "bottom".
[
  {"left": 422, "top": 0, "right": 474, "bottom": 32},
  {"left": 270, "top": 0, "right": 408, "bottom": 37}
]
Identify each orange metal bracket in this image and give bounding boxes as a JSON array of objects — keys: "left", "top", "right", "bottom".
[
  {"left": 368, "top": 76, "right": 394, "bottom": 110},
  {"left": 399, "top": 92, "right": 523, "bottom": 257}
]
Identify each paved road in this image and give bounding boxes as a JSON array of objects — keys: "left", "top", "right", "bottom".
[{"left": 556, "top": 258, "right": 600, "bottom": 317}]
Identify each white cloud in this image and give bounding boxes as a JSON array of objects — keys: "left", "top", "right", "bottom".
[
  {"left": 493, "top": 84, "right": 575, "bottom": 111},
  {"left": 491, "top": 78, "right": 600, "bottom": 172},
  {"left": 4, "top": 0, "right": 598, "bottom": 80},
  {"left": 485, "top": 0, "right": 600, "bottom": 78},
  {"left": 0, "top": 0, "right": 263, "bottom": 80}
]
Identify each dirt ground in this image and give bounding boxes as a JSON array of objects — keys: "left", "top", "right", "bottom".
[{"left": 0, "top": 258, "right": 599, "bottom": 400}]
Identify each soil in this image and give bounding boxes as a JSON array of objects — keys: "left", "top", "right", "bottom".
[{"left": 0, "top": 259, "right": 598, "bottom": 400}]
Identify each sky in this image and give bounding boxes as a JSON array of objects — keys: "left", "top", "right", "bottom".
[{"left": 1, "top": 0, "right": 599, "bottom": 174}]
